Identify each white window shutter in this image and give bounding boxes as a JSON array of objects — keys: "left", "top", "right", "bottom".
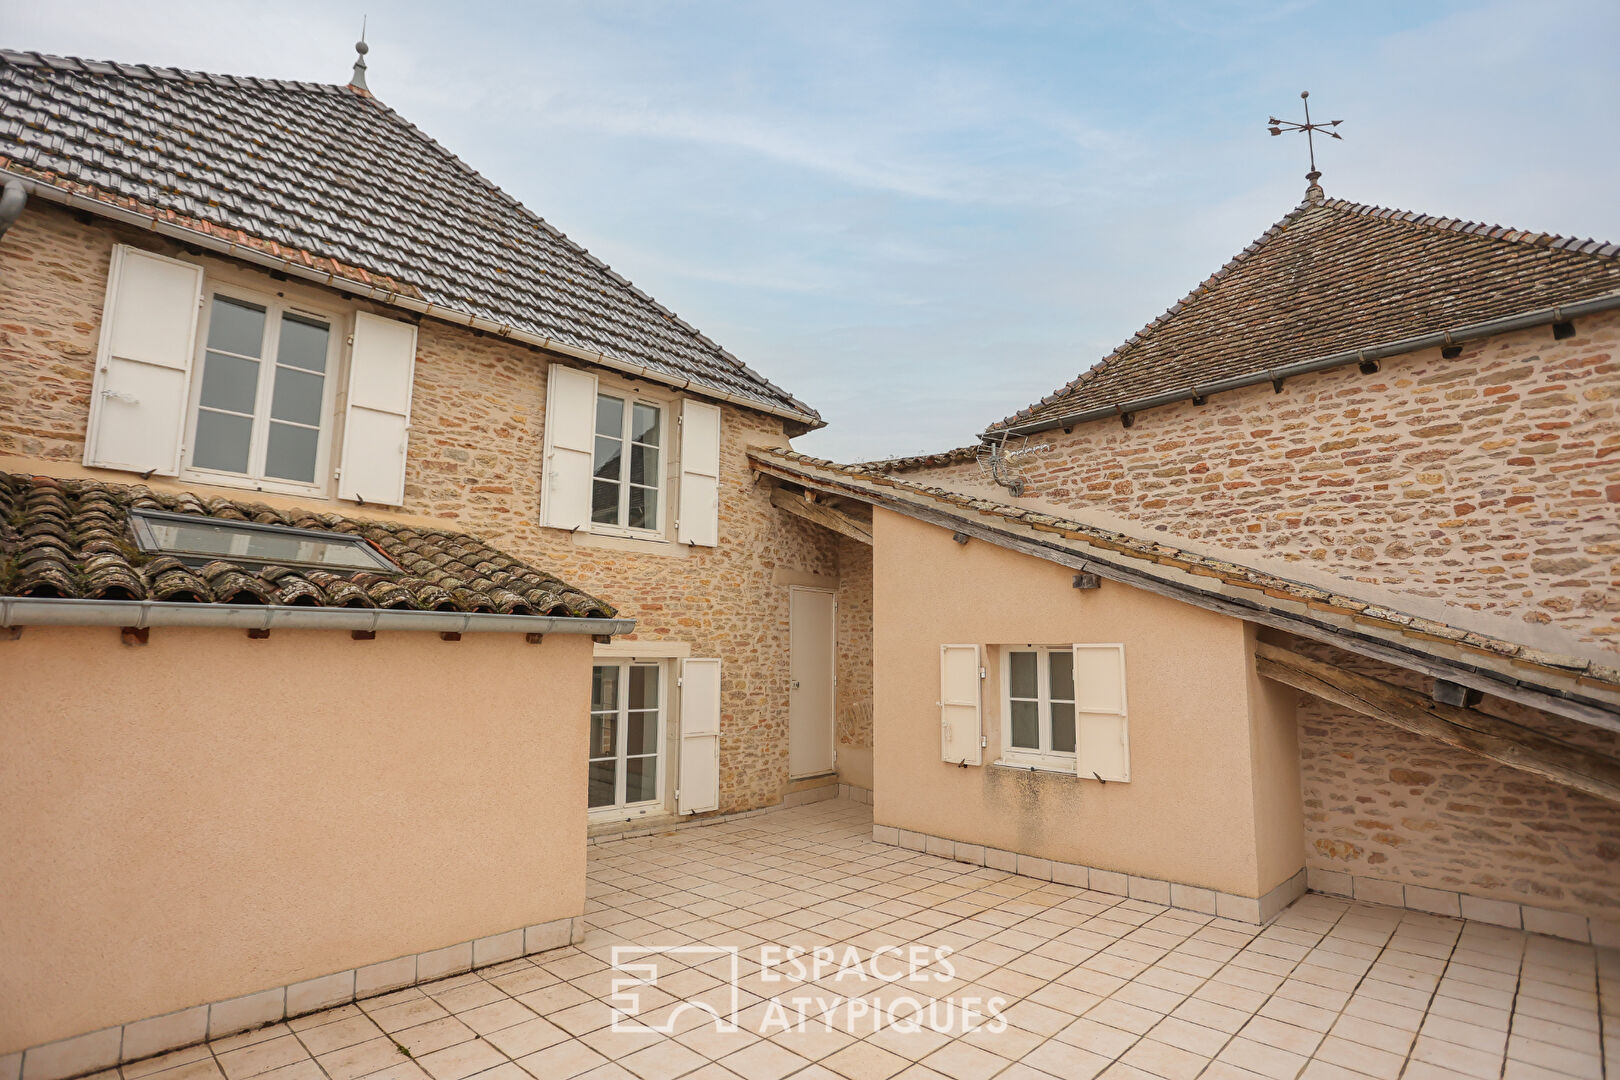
[
  {"left": 541, "top": 363, "right": 598, "bottom": 530},
  {"left": 939, "top": 644, "right": 983, "bottom": 765},
  {"left": 83, "top": 245, "right": 204, "bottom": 475},
  {"left": 677, "top": 399, "right": 721, "bottom": 547},
  {"left": 678, "top": 658, "right": 722, "bottom": 814},
  {"left": 1074, "top": 644, "right": 1129, "bottom": 782},
  {"left": 338, "top": 312, "right": 418, "bottom": 505}
]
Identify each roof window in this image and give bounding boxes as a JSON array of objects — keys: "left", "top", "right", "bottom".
[{"left": 129, "top": 509, "right": 398, "bottom": 573}]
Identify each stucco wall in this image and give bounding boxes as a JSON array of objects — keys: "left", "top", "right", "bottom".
[
  {"left": 0, "top": 203, "right": 843, "bottom": 814},
  {"left": 897, "top": 314, "right": 1620, "bottom": 654},
  {"left": 835, "top": 535, "right": 874, "bottom": 790},
  {"left": 871, "top": 508, "right": 1302, "bottom": 898},
  {"left": 1291, "top": 643, "right": 1620, "bottom": 922},
  {"left": 0, "top": 626, "right": 594, "bottom": 1054}
]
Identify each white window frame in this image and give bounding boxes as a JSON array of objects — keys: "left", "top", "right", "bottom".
[
  {"left": 589, "top": 388, "right": 668, "bottom": 540},
  {"left": 180, "top": 281, "right": 345, "bottom": 498},
  {"left": 998, "top": 645, "right": 1078, "bottom": 774},
  {"left": 588, "top": 658, "right": 670, "bottom": 815}
]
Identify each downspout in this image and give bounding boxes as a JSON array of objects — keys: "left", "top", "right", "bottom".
[{"left": 0, "top": 179, "right": 27, "bottom": 240}]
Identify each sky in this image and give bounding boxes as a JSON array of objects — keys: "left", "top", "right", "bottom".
[{"left": 6, "top": 1, "right": 1618, "bottom": 461}]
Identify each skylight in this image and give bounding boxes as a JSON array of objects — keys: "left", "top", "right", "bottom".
[{"left": 129, "top": 509, "right": 398, "bottom": 573}]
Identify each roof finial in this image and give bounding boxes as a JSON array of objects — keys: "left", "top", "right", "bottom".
[
  {"left": 349, "top": 17, "right": 370, "bottom": 92},
  {"left": 1268, "top": 90, "right": 1342, "bottom": 205}
]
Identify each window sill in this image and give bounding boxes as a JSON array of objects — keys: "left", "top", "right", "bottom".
[
  {"left": 570, "top": 529, "right": 689, "bottom": 558},
  {"left": 991, "top": 758, "right": 1077, "bottom": 776},
  {"left": 177, "top": 467, "right": 332, "bottom": 501}
]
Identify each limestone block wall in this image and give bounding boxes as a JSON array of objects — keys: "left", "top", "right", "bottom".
[
  {"left": 1290, "top": 641, "right": 1620, "bottom": 923},
  {"left": 896, "top": 314, "right": 1620, "bottom": 653},
  {"left": 835, "top": 535, "right": 874, "bottom": 790},
  {"left": 0, "top": 202, "right": 844, "bottom": 814}
]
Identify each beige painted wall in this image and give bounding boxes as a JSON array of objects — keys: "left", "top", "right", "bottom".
[
  {"left": 871, "top": 508, "right": 1302, "bottom": 898},
  {"left": 0, "top": 626, "right": 593, "bottom": 1054}
]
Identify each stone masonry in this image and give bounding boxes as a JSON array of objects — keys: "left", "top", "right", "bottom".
[
  {"left": 834, "top": 534, "right": 874, "bottom": 780},
  {"left": 0, "top": 202, "right": 847, "bottom": 814},
  {"left": 902, "top": 314, "right": 1620, "bottom": 653}
]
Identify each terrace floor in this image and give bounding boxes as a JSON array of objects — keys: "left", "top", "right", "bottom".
[{"left": 132, "top": 799, "right": 1613, "bottom": 1080}]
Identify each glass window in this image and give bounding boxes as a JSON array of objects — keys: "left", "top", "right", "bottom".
[
  {"left": 188, "top": 293, "right": 334, "bottom": 488},
  {"left": 589, "top": 392, "right": 662, "bottom": 532},
  {"left": 1002, "top": 647, "right": 1078, "bottom": 770},
  {"left": 589, "top": 661, "right": 665, "bottom": 812},
  {"left": 128, "top": 509, "right": 398, "bottom": 573}
]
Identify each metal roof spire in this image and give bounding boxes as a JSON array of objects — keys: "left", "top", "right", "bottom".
[
  {"left": 349, "top": 17, "right": 369, "bottom": 92},
  {"left": 1269, "top": 90, "right": 1342, "bottom": 204}
]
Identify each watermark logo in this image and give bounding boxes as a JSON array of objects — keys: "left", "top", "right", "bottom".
[
  {"left": 610, "top": 945, "right": 741, "bottom": 1033},
  {"left": 609, "top": 943, "right": 1006, "bottom": 1035}
]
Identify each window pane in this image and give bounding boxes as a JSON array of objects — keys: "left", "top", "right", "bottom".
[
  {"left": 632, "top": 402, "right": 660, "bottom": 446},
  {"left": 626, "top": 712, "right": 657, "bottom": 756},
  {"left": 1010, "top": 699, "right": 1040, "bottom": 749},
  {"left": 628, "top": 485, "right": 656, "bottom": 530},
  {"left": 591, "top": 665, "right": 618, "bottom": 713},
  {"left": 1049, "top": 651, "right": 1074, "bottom": 703},
  {"left": 271, "top": 365, "right": 324, "bottom": 427},
  {"left": 588, "top": 760, "right": 617, "bottom": 808},
  {"left": 630, "top": 443, "right": 659, "bottom": 487},
  {"left": 1008, "top": 651, "right": 1038, "bottom": 699},
  {"left": 276, "top": 314, "right": 330, "bottom": 373},
  {"left": 590, "top": 711, "right": 618, "bottom": 760},
  {"left": 625, "top": 756, "right": 658, "bottom": 803},
  {"left": 264, "top": 421, "right": 319, "bottom": 484},
  {"left": 595, "top": 394, "right": 624, "bottom": 438},
  {"left": 206, "top": 297, "right": 266, "bottom": 357},
  {"left": 593, "top": 435, "right": 622, "bottom": 480},
  {"left": 629, "top": 666, "right": 659, "bottom": 711},
  {"left": 199, "top": 352, "right": 260, "bottom": 414},
  {"left": 192, "top": 409, "right": 253, "bottom": 474},
  {"left": 1051, "top": 702, "right": 1076, "bottom": 754},
  {"left": 592, "top": 479, "right": 620, "bottom": 524}
]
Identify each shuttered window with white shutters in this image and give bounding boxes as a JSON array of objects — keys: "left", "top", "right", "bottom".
[{"left": 997, "top": 643, "right": 1128, "bottom": 780}]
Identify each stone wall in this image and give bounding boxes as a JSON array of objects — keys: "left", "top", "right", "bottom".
[
  {"left": 835, "top": 535, "right": 874, "bottom": 789},
  {"left": 901, "top": 315, "right": 1620, "bottom": 653},
  {"left": 1291, "top": 640, "right": 1620, "bottom": 923},
  {"left": 0, "top": 202, "right": 844, "bottom": 814}
]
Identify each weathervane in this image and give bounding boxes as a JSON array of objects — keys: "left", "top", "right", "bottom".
[{"left": 1269, "top": 91, "right": 1341, "bottom": 202}]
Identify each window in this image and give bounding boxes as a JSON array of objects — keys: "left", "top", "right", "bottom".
[
  {"left": 128, "top": 509, "right": 398, "bottom": 573},
  {"left": 998, "top": 644, "right": 1130, "bottom": 781},
  {"left": 589, "top": 661, "right": 666, "bottom": 811},
  {"left": 186, "top": 290, "right": 338, "bottom": 491},
  {"left": 591, "top": 393, "right": 662, "bottom": 532},
  {"left": 1001, "top": 647, "right": 1076, "bottom": 770}
]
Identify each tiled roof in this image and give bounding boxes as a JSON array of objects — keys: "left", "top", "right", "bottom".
[
  {"left": 749, "top": 448, "right": 1620, "bottom": 714},
  {"left": 852, "top": 446, "right": 981, "bottom": 474},
  {"left": 995, "top": 196, "right": 1620, "bottom": 431},
  {"left": 0, "top": 472, "right": 617, "bottom": 618},
  {"left": 0, "top": 50, "right": 818, "bottom": 424}
]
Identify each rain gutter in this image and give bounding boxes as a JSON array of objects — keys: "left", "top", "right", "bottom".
[
  {"left": 991, "top": 291, "right": 1620, "bottom": 439},
  {"left": 0, "top": 596, "right": 636, "bottom": 636},
  {"left": 3, "top": 170, "right": 823, "bottom": 430}
]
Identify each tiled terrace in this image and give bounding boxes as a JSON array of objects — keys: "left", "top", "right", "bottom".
[{"left": 121, "top": 800, "right": 1613, "bottom": 1080}]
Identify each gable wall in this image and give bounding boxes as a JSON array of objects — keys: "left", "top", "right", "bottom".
[
  {"left": 901, "top": 314, "right": 1620, "bottom": 653},
  {"left": 0, "top": 201, "right": 840, "bottom": 814}
]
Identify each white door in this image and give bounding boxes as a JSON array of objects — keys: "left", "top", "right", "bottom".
[
  {"left": 588, "top": 661, "right": 666, "bottom": 813},
  {"left": 788, "top": 586, "right": 836, "bottom": 778}
]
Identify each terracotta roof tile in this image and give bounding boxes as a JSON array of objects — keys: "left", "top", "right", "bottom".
[
  {"left": 994, "top": 196, "right": 1620, "bottom": 431},
  {"left": 0, "top": 472, "right": 616, "bottom": 619},
  {"left": 0, "top": 49, "right": 817, "bottom": 424}
]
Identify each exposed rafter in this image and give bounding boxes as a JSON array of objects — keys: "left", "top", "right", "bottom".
[
  {"left": 1255, "top": 640, "right": 1620, "bottom": 806},
  {"left": 769, "top": 486, "right": 873, "bottom": 544}
]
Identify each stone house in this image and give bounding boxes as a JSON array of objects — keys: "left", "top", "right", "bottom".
[
  {"left": 0, "top": 48, "right": 870, "bottom": 1072},
  {"left": 761, "top": 183, "right": 1620, "bottom": 943},
  {"left": 3, "top": 43, "right": 1619, "bottom": 1080}
]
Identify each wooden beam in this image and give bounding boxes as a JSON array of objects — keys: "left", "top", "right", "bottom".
[
  {"left": 1255, "top": 640, "right": 1620, "bottom": 805},
  {"left": 770, "top": 486, "right": 873, "bottom": 544}
]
